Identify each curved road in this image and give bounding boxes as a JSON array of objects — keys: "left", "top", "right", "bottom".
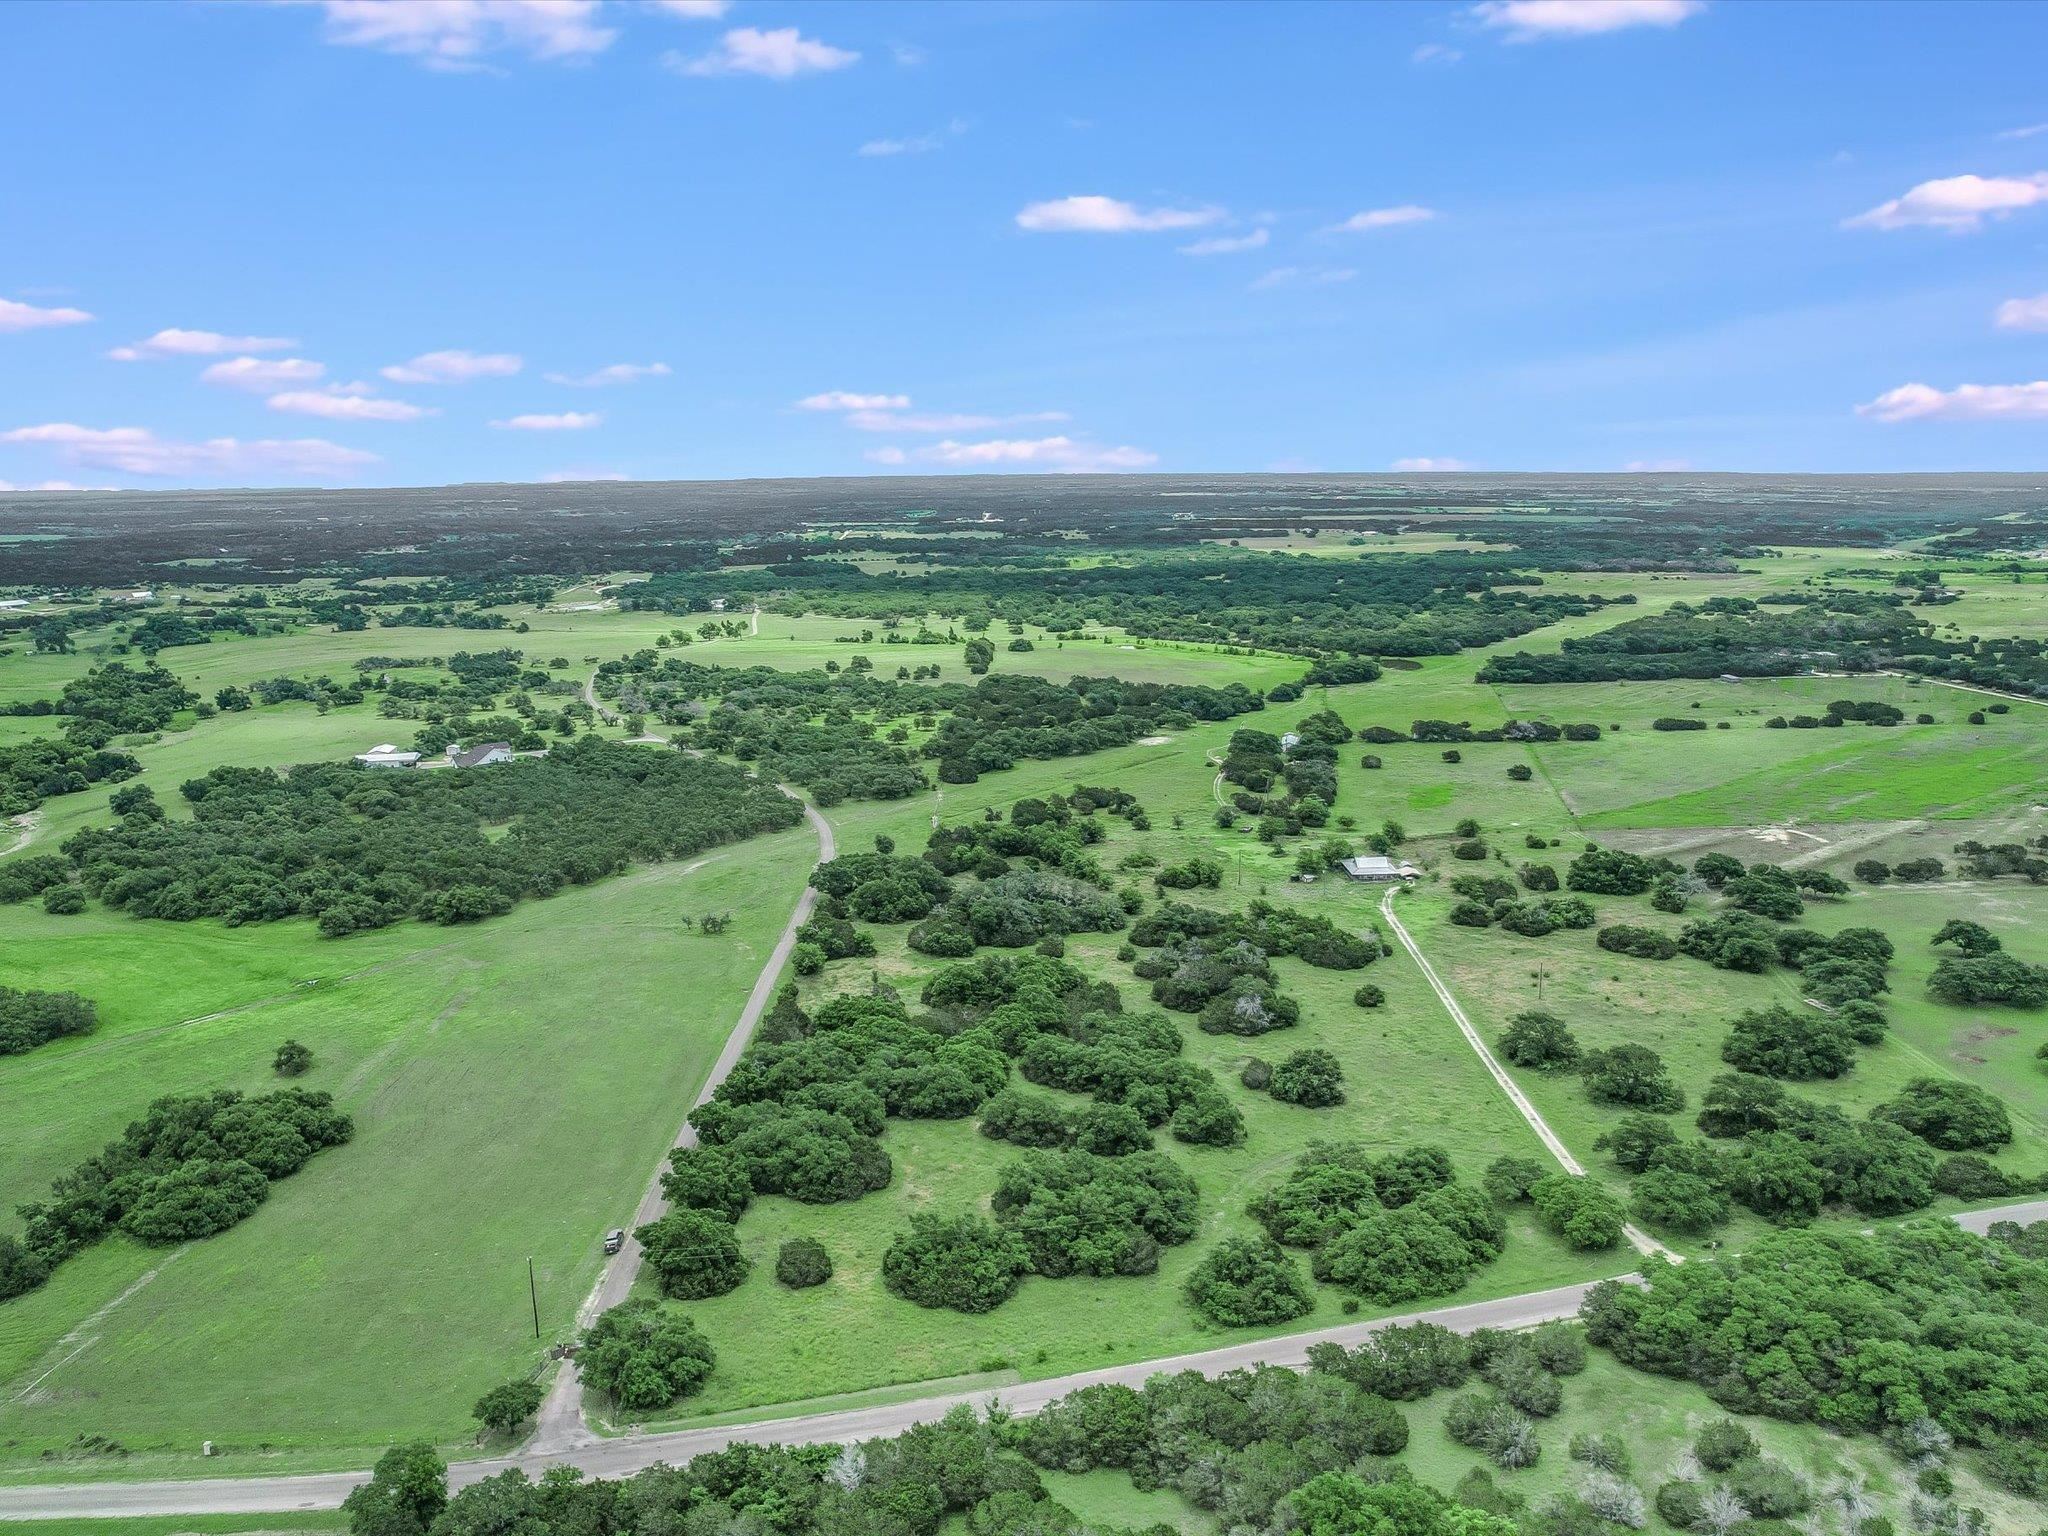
[{"left": 530, "top": 789, "right": 834, "bottom": 1453}]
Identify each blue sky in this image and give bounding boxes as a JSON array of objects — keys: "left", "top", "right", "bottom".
[{"left": 1, "top": 0, "right": 2045, "bottom": 488}]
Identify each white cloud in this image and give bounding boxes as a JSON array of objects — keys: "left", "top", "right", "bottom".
[
  {"left": 1996, "top": 123, "right": 2048, "bottom": 141},
  {"left": 1016, "top": 196, "right": 1223, "bottom": 234},
  {"left": 667, "top": 27, "right": 858, "bottom": 79},
  {"left": 1, "top": 422, "right": 377, "bottom": 479},
  {"left": 890, "top": 42, "right": 927, "bottom": 67},
  {"left": 0, "top": 479, "right": 94, "bottom": 492},
  {"left": 316, "top": 0, "right": 614, "bottom": 70},
  {"left": 1846, "top": 172, "right": 2048, "bottom": 232},
  {"left": 1857, "top": 380, "right": 2048, "bottom": 423},
  {"left": 0, "top": 297, "right": 94, "bottom": 333},
  {"left": 269, "top": 387, "right": 434, "bottom": 422},
  {"left": 1329, "top": 205, "right": 1438, "bottom": 233},
  {"left": 652, "top": 0, "right": 729, "bottom": 17},
  {"left": 1623, "top": 458, "right": 1693, "bottom": 471},
  {"left": 1996, "top": 293, "right": 2048, "bottom": 331},
  {"left": 1412, "top": 42, "right": 1463, "bottom": 64},
  {"left": 1392, "top": 456, "right": 1474, "bottom": 471},
  {"left": 491, "top": 411, "right": 602, "bottom": 431},
  {"left": 1179, "top": 228, "right": 1270, "bottom": 256},
  {"left": 799, "top": 390, "right": 910, "bottom": 411},
  {"left": 538, "top": 468, "right": 631, "bottom": 481},
  {"left": 200, "top": 356, "right": 327, "bottom": 391},
  {"left": 544, "top": 361, "right": 672, "bottom": 386},
  {"left": 382, "top": 348, "right": 523, "bottom": 384},
  {"left": 1472, "top": 0, "right": 1704, "bottom": 40},
  {"left": 109, "top": 327, "right": 294, "bottom": 361},
  {"left": 861, "top": 133, "right": 940, "bottom": 157},
  {"left": 1251, "top": 266, "right": 1357, "bottom": 290},
  {"left": 844, "top": 409, "right": 1068, "bottom": 433},
  {"left": 880, "top": 436, "right": 1158, "bottom": 472}
]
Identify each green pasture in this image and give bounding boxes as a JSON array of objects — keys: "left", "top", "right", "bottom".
[{"left": 0, "top": 825, "right": 816, "bottom": 1472}]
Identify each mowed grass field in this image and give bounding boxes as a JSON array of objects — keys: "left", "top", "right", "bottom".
[{"left": 0, "top": 823, "right": 817, "bottom": 1472}]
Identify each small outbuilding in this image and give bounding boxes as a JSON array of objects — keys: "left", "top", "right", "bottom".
[
  {"left": 354, "top": 743, "right": 421, "bottom": 769},
  {"left": 449, "top": 741, "right": 514, "bottom": 769},
  {"left": 1338, "top": 855, "right": 1420, "bottom": 883}
]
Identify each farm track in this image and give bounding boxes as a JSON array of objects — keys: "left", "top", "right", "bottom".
[
  {"left": 529, "top": 789, "right": 834, "bottom": 1454},
  {"left": 1376, "top": 890, "right": 1679, "bottom": 1263}
]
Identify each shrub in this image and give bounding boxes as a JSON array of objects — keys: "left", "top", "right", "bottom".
[
  {"left": 1594, "top": 1114, "right": 1678, "bottom": 1174},
  {"left": 1069, "top": 1102, "right": 1152, "bottom": 1155},
  {"left": 775, "top": 1236, "right": 833, "bottom": 1288},
  {"left": 1497, "top": 1010, "right": 1581, "bottom": 1070},
  {"left": 578, "top": 1299, "right": 715, "bottom": 1411},
  {"left": 1484, "top": 1155, "right": 1549, "bottom": 1204},
  {"left": 636, "top": 1210, "right": 749, "bottom": 1300},
  {"left": 473, "top": 1379, "right": 545, "bottom": 1435},
  {"left": 1930, "top": 953, "right": 2048, "bottom": 1008},
  {"left": 1353, "top": 983, "right": 1385, "bottom": 1008},
  {"left": 660, "top": 1145, "right": 754, "bottom": 1221},
  {"left": 1871, "top": 1078, "right": 2013, "bottom": 1150},
  {"left": 1239, "top": 1056, "right": 1272, "bottom": 1090},
  {"left": 978, "top": 1088, "right": 1073, "bottom": 1148},
  {"left": 1507, "top": 763, "right": 1533, "bottom": 781},
  {"left": 1853, "top": 859, "right": 1891, "bottom": 885},
  {"left": 1169, "top": 1091, "right": 1246, "bottom": 1148},
  {"left": 1580, "top": 1043, "right": 1684, "bottom": 1111},
  {"left": 1597, "top": 924, "right": 1677, "bottom": 960},
  {"left": 790, "top": 941, "right": 826, "bottom": 977},
  {"left": 1694, "top": 1417, "right": 1758, "bottom": 1472},
  {"left": 881, "top": 1212, "right": 1031, "bottom": 1313},
  {"left": 271, "top": 1038, "right": 313, "bottom": 1077},
  {"left": 1183, "top": 1236, "right": 1314, "bottom": 1326},
  {"left": 1720, "top": 1003, "right": 1857, "bottom": 1080},
  {"left": 1268, "top": 1048, "right": 1345, "bottom": 1108},
  {"left": 1529, "top": 1174, "right": 1625, "bottom": 1250},
  {"left": 1567, "top": 848, "right": 1656, "bottom": 895},
  {"left": 1451, "top": 839, "right": 1488, "bottom": 860}
]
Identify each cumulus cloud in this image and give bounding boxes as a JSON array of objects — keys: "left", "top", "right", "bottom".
[
  {"left": 0, "top": 297, "right": 94, "bottom": 333},
  {"left": 651, "top": 0, "right": 729, "bottom": 16},
  {"left": 491, "top": 411, "right": 602, "bottom": 431},
  {"left": 110, "top": 328, "right": 294, "bottom": 361},
  {"left": 1857, "top": 380, "right": 2048, "bottom": 423},
  {"left": 1329, "top": 205, "right": 1438, "bottom": 233},
  {"left": 199, "top": 356, "right": 326, "bottom": 391},
  {"left": 1392, "top": 456, "right": 1474, "bottom": 471},
  {"left": 1412, "top": 42, "right": 1463, "bottom": 64},
  {"left": 0, "top": 479, "right": 94, "bottom": 493},
  {"left": 1996, "top": 293, "right": 2048, "bottom": 331},
  {"left": 873, "top": 436, "right": 1157, "bottom": 472},
  {"left": 845, "top": 409, "right": 1068, "bottom": 433},
  {"left": 1179, "top": 228, "right": 1270, "bottom": 256},
  {"left": 382, "top": 349, "right": 523, "bottom": 384},
  {"left": 1016, "top": 196, "right": 1223, "bottom": 234},
  {"left": 1472, "top": 0, "right": 1704, "bottom": 39},
  {"left": 269, "top": 387, "right": 434, "bottom": 422},
  {"left": 316, "top": 0, "right": 615, "bottom": 70},
  {"left": 859, "top": 117, "right": 968, "bottom": 157},
  {"left": 1, "top": 422, "right": 377, "bottom": 479},
  {"left": 1846, "top": 172, "right": 2048, "bottom": 232},
  {"left": 1251, "top": 266, "right": 1357, "bottom": 290},
  {"left": 544, "top": 361, "right": 672, "bottom": 386},
  {"left": 667, "top": 27, "right": 857, "bottom": 78},
  {"left": 799, "top": 390, "right": 910, "bottom": 411}
]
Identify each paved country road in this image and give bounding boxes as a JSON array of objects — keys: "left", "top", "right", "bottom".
[{"left": 2, "top": 1201, "right": 2044, "bottom": 1520}]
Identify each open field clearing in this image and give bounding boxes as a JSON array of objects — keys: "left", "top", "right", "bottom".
[{"left": 0, "top": 828, "right": 814, "bottom": 1467}]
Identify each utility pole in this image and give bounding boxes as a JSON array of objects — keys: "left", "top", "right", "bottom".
[{"left": 528, "top": 1258, "right": 540, "bottom": 1340}]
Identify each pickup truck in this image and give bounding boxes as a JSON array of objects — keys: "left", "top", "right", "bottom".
[{"left": 602, "top": 1228, "right": 625, "bottom": 1255}]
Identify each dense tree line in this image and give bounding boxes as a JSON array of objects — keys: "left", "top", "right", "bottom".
[
  {"left": 0, "top": 983, "right": 96, "bottom": 1055},
  {"left": 344, "top": 1360, "right": 1531, "bottom": 1536},
  {"left": 1, "top": 1088, "right": 351, "bottom": 1303},
  {"left": 58, "top": 738, "right": 802, "bottom": 935},
  {"left": 1477, "top": 594, "right": 1935, "bottom": 684},
  {"left": 1583, "top": 1221, "right": 2048, "bottom": 1500}
]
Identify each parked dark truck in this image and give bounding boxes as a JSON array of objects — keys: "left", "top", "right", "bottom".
[{"left": 603, "top": 1228, "right": 624, "bottom": 1255}]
